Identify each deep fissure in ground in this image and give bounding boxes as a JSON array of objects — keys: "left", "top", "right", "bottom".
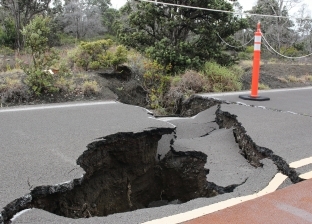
[
  {"left": 1, "top": 127, "right": 223, "bottom": 223},
  {"left": 215, "top": 106, "right": 302, "bottom": 183},
  {"left": 0, "top": 96, "right": 303, "bottom": 223},
  {"left": 181, "top": 95, "right": 303, "bottom": 182}
]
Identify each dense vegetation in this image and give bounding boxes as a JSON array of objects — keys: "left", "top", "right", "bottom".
[
  {"left": 0, "top": 0, "right": 311, "bottom": 113},
  {"left": 117, "top": 0, "right": 248, "bottom": 73}
]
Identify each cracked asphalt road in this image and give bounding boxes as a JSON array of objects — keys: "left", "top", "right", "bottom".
[{"left": 1, "top": 87, "right": 312, "bottom": 224}]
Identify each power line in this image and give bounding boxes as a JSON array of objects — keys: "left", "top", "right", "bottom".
[
  {"left": 216, "top": 33, "right": 254, "bottom": 48},
  {"left": 137, "top": 0, "right": 312, "bottom": 21},
  {"left": 136, "top": 0, "right": 312, "bottom": 59},
  {"left": 261, "top": 33, "right": 312, "bottom": 59}
]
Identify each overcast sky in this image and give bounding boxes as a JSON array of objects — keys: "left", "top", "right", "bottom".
[{"left": 111, "top": 0, "right": 312, "bottom": 13}]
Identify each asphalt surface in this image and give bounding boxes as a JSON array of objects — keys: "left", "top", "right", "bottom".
[
  {"left": 218, "top": 104, "right": 312, "bottom": 164},
  {"left": 200, "top": 87, "right": 312, "bottom": 175},
  {"left": 199, "top": 86, "right": 312, "bottom": 116},
  {"left": 2, "top": 86, "right": 312, "bottom": 224},
  {"left": 174, "top": 128, "right": 256, "bottom": 186},
  {"left": 0, "top": 101, "right": 175, "bottom": 223}
]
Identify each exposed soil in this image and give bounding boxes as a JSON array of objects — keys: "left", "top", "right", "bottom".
[{"left": 241, "top": 62, "right": 312, "bottom": 90}]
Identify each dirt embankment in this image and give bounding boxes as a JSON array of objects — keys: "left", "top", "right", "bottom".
[
  {"left": 1, "top": 55, "right": 312, "bottom": 108},
  {"left": 241, "top": 63, "right": 312, "bottom": 90}
]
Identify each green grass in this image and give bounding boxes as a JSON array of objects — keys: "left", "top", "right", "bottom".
[{"left": 201, "top": 61, "right": 242, "bottom": 92}]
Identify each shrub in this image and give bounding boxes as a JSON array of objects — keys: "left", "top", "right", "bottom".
[
  {"left": 168, "top": 70, "right": 205, "bottom": 99},
  {"left": 89, "top": 61, "right": 101, "bottom": 70},
  {"left": 0, "top": 77, "right": 30, "bottom": 103},
  {"left": 229, "top": 65, "right": 244, "bottom": 78},
  {"left": 201, "top": 61, "right": 242, "bottom": 92},
  {"left": 287, "top": 75, "right": 301, "bottom": 83},
  {"left": 73, "top": 39, "right": 113, "bottom": 70},
  {"left": 165, "top": 70, "right": 205, "bottom": 114},
  {"left": 164, "top": 83, "right": 185, "bottom": 114},
  {"left": 304, "top": 75, "right": 312, "bottom": 82},
  {"left": 0, "top": 46, "right": 15, "bottom": 55},
  {"left": 180, "top": 70, "right": 205, "bottom": 93},
  {"left": 55, "top": 77, "right": 74, "bottom": 93},
  {"left": 126, "top": 51, "right": 149, "bottom": 80},
  {"left": 164, "top": 86, "right": 184, "bottom": 114},
  {"left": 280, "top": 46, "right": 300, "bottom": 57},
  {"left": 58, "top": 33, "right": 77, "bottom": 46},
  {"left": 23, "top": 48, "right": 62, "bottom": 95},
  {"left": 24, "top": 60, "right": 72, "bottom": 96},
  {"left": 142, "top": 60, "right": 172, "bottom": 110},
  {"left": 72, "top": 39, "right": 128, "bottom": 71},
  {"left": 21, "top": 15, "right": 61, "bottom": 95},
  {"left": 258, "top": 83, "right": 270, "bottom": 90},
  {"left": 82, "top": 80, "right": 100, "bottom": 96},
  {"left": 108, "top": 45, "right": 128, "bottom": 68},
  {"left": 245, "top": 46, "right": 254, "bottom": 54},
  {"left": 238, "top": 52, "right": 252, "bottom": 60},
  {"left": 24, "top": 68, "right": 58, "bottom": 95}
]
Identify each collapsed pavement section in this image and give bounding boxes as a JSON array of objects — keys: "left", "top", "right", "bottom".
[
  {"left": 2, "top": 95, "right": 312, "bottom": 223},
  {"left": 1, "top": 126, "right": 224, "bottom": 223},
  {"left": 0, "top": 102, "right": 270, "bottom": 224}
]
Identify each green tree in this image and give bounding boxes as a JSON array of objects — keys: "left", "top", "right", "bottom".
[
  {"left": 22, "top": 16, "right": 54, "bottom": 68},
  {"left": 102, "top": 7, "right": 120, "bottom": 36},
  {"left": 0, "top": 0, "right": 52, "bottom": 49},
  {"left": 61, "top": 0, "right": 107, "bottom": 39},
  {"left": 21, "top": 15, "right": 60, "bottom": 94},
  {"left": 117, "top": 0, "right": 247, "bottom": 73},
  {"left": 294, "top": 4, "right": 312, "bottom": 53},
  {"left": 247, "top": 0, "right": 298, "bottom": 52},
  {"left": 0, "top": 17, "right": 16, "bottom": 48},
  {"left": 87, "top": 0, "right": 111, "bottom": 12}
]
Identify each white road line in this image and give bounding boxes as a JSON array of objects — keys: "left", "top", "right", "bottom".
[
  {"left": 0, "top": 101, "right": 117, "bottom": 113},
  {"left": 300, "top": 171, "right": 312, "bottom": 179},
  {"left": 157, "top": 117, "right": 189, "bottom": 122},
  {"left": 143, "top": 173, "right": 288, "bottom": 224},
  {"left": 144, "top": 156, "right": 312, "bottom": 224},
  {"left": 289, "top": 156, "right": 312, "bottom": 168}
]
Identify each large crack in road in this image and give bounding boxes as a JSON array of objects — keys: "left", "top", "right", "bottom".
[
  {"left": 0, "top": 96, "right": 306, "bottom": 224},
  {"left": 216, "top": 106, "right": 303, "bottom": 183},
  {"left": 0, "top": 123, "right": 246, "bottom": 223}
]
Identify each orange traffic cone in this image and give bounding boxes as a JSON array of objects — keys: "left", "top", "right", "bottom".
[{"left": 239, "top": 22, "right": 270, "bottom": 101}]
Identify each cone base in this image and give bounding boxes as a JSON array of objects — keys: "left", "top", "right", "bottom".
[{"left": 239, "top": 95, "right": 270, "bottom": 101}]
